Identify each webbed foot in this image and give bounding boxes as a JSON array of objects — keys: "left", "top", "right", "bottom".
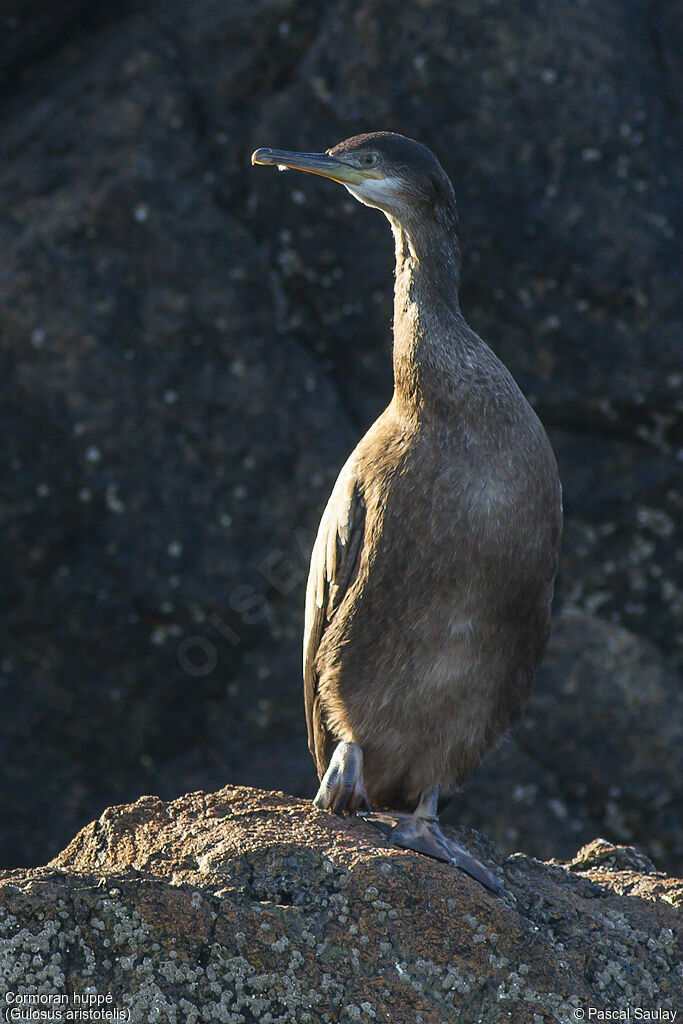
[
  {"left": 361, "top": 787, "right": 503, "bottom": 896},
  {"left": 389, "top": 815, "right": 502, "bottom": 895},
  {"left": 314, "top": 741, "right": 371, "bottom": 814}
]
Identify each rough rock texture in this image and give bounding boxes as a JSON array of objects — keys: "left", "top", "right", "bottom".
[
  {"left": 453, "top": 610, "right": 683, "bottom": 871},
  {"left": 0, "top": 787, "right": 681, "bottom": 1024},
  {"left": 1, "top": 0, "right": 681, "bottom": 871}
]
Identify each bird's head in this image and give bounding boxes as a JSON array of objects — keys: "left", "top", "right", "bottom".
[{"left": 252, "top": 132, "right": 456, "bottom": 227}]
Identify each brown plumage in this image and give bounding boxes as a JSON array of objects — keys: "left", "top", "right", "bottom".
[{"left": 253, "top": 133, "right": 562, "bottom": 892}]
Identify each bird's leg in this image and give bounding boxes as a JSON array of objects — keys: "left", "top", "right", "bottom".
[
  {"left": 315, "top": 752, "right": 501, "bottom": 895},
  {"left": 365, "top": 786, "right": 502, "bottom": 896},
  {"left": 314, "top": 741, "right": 371, "bottom": 815}
]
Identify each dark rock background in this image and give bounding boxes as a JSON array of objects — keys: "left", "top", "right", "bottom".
[{"left": 1, "top": 1, "right": 681, "bottom": 871}]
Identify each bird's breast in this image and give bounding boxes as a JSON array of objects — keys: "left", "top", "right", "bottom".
[{"left": 356, "top": 416, "right": 560, "bottom": 624}]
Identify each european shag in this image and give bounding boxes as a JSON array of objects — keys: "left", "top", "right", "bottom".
[{"left": 252, "top": 133, "right": 562, "bottom": 895}]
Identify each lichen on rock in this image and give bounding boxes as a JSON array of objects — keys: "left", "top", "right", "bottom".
[{"left": 0, "top": 786, "right": 680, "bottom": 1023}]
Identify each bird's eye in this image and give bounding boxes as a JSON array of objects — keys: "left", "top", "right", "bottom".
[{"left": 360, "top": 152, "right": 380, "bottom": 167}]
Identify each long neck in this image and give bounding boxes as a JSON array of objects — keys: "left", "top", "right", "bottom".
[{"left": 390, "top": 207, "right": 481, "bottom": 418}]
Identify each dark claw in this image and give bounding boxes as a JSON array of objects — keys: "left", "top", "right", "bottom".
[
  {"left": 315, "top": 751, "right": 502, "bottom": 895},
  {"left": 445, "top": 840, "right": 504, "bottom": 896},
  {"left": 314, "top": 741, "right": 367, "bottom": 815},
  {"left": 391, "top": 816, "right": 502, "bottom": 895},
  {"left": 362, "top": 811, "right": 503, "bottom": 896}
]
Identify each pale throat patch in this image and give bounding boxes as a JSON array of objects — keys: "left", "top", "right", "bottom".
[{"left": 343, "top": 175, "right": 405, "bottom": 210}]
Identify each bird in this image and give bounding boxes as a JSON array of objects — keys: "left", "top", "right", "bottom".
[{"left": 252, "top": 132, "right": 562, "bottom": 894}]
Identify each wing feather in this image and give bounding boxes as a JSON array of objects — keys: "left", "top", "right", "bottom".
[{"left": 303, "top": 453, "right": 365, "bottom": 776}]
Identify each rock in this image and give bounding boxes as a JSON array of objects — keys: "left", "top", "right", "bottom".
[
  {"left": 551, "top": 436, "right": 683, "bottom": 664},
  {"left": 565, "top": 838, "right": 657, "bottom": 875},
  {"left": 453, "top": 611, "right": 683, "bottom": 872},
  {"left": 0, "top": 1, "right": 116, "bottom": 81},
  {"left": 0, "top": 787, "right": 680, "bottom": 1024},
  {"left": 0, "top": 0, "right": 352, "bottom": 868},
  {"left": 1, "top": 0, "right": 680, "bottom": 874},
  {"left": 524, "top": 613, "right": 683, "bottom": 865}
]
